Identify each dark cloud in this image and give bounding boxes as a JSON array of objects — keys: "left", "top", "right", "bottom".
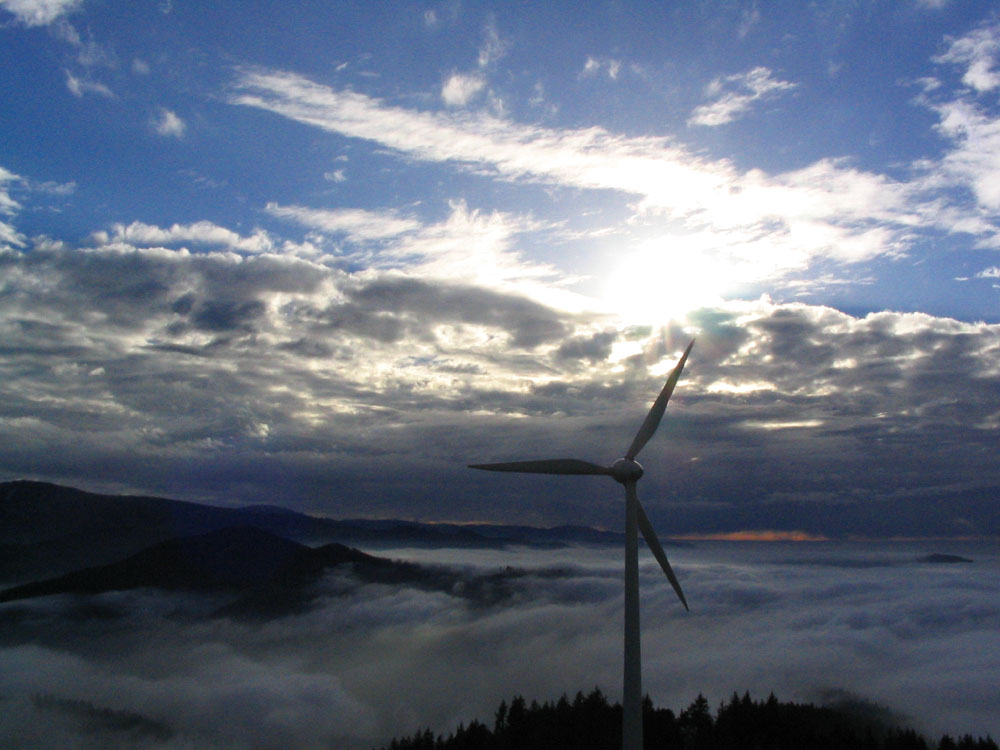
[
  {"left": 0, "top": 240, "right": 999, "bottom": 533},
  {"left": 555, "top": 330, "right": 617, "bottom": 362},
  {"left": 335, "top": 275, "right": 572, "bottom": 348}
]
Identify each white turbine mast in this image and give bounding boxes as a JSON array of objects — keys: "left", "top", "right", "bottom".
[{"left": 469, "top": 339, "right": 694, "bottom": 750}]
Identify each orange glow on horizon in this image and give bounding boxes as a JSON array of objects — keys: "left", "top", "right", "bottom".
[{"left": 673, "top": 530, "right": 830, "bottom": 542}]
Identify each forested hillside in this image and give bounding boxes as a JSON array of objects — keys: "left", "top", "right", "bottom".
[{"left": 381, "top": 690, "right": 997, "bottom": 750}]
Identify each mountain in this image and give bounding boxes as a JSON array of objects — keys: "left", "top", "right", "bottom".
[
  {"left": 0, "top": 525, "right": 536, "bottom": 618},
  {"left": 0, "top": 480, "right": 623, "bottom": 585}
]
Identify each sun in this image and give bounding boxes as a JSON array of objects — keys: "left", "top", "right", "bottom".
[{"left": 602, "top": 239, "right": 735, "bottom": 324}]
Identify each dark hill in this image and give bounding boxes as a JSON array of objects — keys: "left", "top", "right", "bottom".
[
  {"left": 917, "top": 553, "right": 973, "bottom": 564},
  {"left": 0, "top": 526, "right": 360, "bottom": 599},
  {"left": 0, "top": 525, "right": 540, "bottom": 618},
  {"left": 0, "top": 480, "right": 623, "bottom": 585}
]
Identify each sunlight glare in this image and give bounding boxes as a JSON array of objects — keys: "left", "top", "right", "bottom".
[{"left": 602, "top": 239, "right": 735, "bottom": 324}]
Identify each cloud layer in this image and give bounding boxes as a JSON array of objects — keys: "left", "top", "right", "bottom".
[
  {"left": 1, "top": 219, "right": 998, "bottom": 531},
  {"left": 1, "top": 541, "right": 997, "bottom": 748}
]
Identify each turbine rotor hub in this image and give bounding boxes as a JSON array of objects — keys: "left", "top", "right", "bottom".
[{"left": 611, "top": 458, "right": 644, "bottom": 484}]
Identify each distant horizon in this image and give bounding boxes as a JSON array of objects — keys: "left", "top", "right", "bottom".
[{"left": 4, "top": 478, "right": 997, "bottom": 543}]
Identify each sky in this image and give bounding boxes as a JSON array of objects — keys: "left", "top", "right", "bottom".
[
  {"left": 2, "top": 541, "right": 998, "bottom": 748},
  {"left": 2, "top": 0, "right": 1000, "bottom": 534}
]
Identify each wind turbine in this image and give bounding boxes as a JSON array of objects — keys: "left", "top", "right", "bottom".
[{"left": 469, "top": 340, "right": 694, "bottom": 750}]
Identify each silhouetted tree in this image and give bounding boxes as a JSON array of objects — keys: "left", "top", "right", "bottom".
[{"left": 379, "top": 689, "right": 996, "bottom": 750}]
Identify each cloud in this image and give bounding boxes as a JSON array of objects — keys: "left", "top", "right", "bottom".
[
  {"left": 2, "top": 214, "right": 999, "bottom": 531},
  {"left": 266, "top": 203, "right": 421, "bottom": 242},
  {"left": 153, "top": 108, "right": 186, "bottom": 138},
  {"left": 441, "top": 72, "right": 486, "bottom": 107},
  {"left": 688, "top": 66, "right": 796, "bottom": 127},
  {"left": 0, "top": 542, "right": 997, "bottom": 748},
  {"left": 0, "top": 0, "right": 81, "bottom": 26},
  {"left": 95, "top": 220, "right": 273, "bottom": 253},
  {"left": 581, "top": 56, "right": 622, "bottom": 80},
  {"left": 934, "top": 23, "right": 1000, "bottom": 92},
  {"left": 737, "top": 3, "right": 761, "bottom": 38},
  {"left": 267, "top": 199, "right": 564, "bottom": 299},
  {"left": 477, "top": 18, "right": 507, "bottom": 69},
  {"left": 233, "top": 68, "right": 978, "bottom": 285},
  {"left": 65, "top": 69, "right": 113, "bottom": 98},
  {"left": 0, "top": 167, "right": 23, "bottom": 217},
  {"left": 0, "top": 167, "right": 26, "bottom": 248},
  {"left": 925, "top": 24, "right": 1000, "bottom": 214}
]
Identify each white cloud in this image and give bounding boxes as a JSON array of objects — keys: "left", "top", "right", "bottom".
[
  {"left": 581, "top": 56, "right": 622, "bottom": 80},
  {"left": 233, "top": 69, "right": 956, "bottom": 284},
  {"left": 268, "top": 200, "right": 568, "bottom": 306},
  {"left": 931, "top": 99, "right": 1000, "bottom": 212},
  {"left": 0, "top": 166, "right": 23, "bottom": 217},
  {"left": 441, "top": 72, "right": 485, "bottom": 107},
  {"left": 99, "top": 220, "right": 273, "bottom": 253},
  {"left": 265, "top": 203, "right": 421, "bottom": 242},
  {"left": 737, "top": 3, "right": 761, "bottom": 38},
  {"left": 934, "top": 23, "right": 1000, "bottom": 92},
  {"left": 438, "top": 20, "right": 505, "bottom": 108},
  {"left": 153, "top": 108, "right": 186, "bottom": 138},
  {"left": 0, "top": 167, "right": 26, "bottom": 248},
  {"left": 976, "top": 266, "right": 1000, "bottom": 278},
  {"left": 323, "top": 169, "right": 346, "bottom": 183},
  {"left": 0, "top": 0, "right": 81, "bottom": 26},
  {"left": 64, "top": 70, "right": 113, "bottom": 98},
  {"left": 689, "top": 66, "right": 796, "bottom": 127},
  {"left": 923, "top": 25, "right": 1000, "bottom": 215},
  {"left": 477, "top": 18, "right": 507, "bottom": 68},
  {"left": 132, "top": 58, "right": 150, "bottom": 75},
  {"left": 380, "top": 200, "right": 561, "bottom": 290}
]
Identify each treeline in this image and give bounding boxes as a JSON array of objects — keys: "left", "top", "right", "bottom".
[{"left": 380, "top": 689, "right": 997, "bottom": 750}]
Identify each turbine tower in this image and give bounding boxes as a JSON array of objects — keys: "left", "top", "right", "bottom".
[{"left": 469, "top": 340, "right": 694, "bottom": 750}]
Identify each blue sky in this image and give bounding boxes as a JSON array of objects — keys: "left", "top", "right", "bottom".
[{"left": 2, "top": 1, "right": 999, "bottom": 533}]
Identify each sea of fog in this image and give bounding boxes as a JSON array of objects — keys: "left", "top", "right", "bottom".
[{"left": 1, "top": 539, "right": 997, "bottom": 749}]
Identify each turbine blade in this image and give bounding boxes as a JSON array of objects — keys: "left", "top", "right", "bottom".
[
  {"left": 625, "top": 339, "right": 694, "bottom": 460},
  {"left": 634, "top": 493, "right": 689, "bottom": 611},
  {"left": 468, "top": 459, "right": 611, "bottom": 476}
]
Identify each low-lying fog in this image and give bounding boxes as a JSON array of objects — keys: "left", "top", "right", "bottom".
[{"left": 1, "top": 540, "right": 997, "bottom": 749}]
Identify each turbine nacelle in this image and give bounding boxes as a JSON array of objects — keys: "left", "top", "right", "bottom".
[{"left": 611, "top": 457, "right": 644, "bottom": 484}]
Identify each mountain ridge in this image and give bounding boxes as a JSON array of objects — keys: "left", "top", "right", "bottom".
[
  {"left": 0, "top": 523, "right": 542, "bottom": 619},
  {"left": 0, "top": 480, "right": 623, "bottom": 584}
]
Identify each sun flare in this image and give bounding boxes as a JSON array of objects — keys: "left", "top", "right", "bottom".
[{"left": 602, "top": 240, "right": 735, "bottom": 324}]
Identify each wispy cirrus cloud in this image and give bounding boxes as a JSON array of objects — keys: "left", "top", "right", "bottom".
[
  {"left": 267, "top": 200, "right": 565, "bottom": 296},
  {"left": 688, "top": 66, "right": 796, "bottom": 127},
  {"left": 231, "top": 67, "right": 979, "bottom": 287},
  {"left": 64, "top": 69, "right": 113, "bottom": 98},
  {"left": 581, "top": 56, "right": 622, "bottom": 80},
  {"left": 266, "top": 203, "right": 421, "bottom": 242}
]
